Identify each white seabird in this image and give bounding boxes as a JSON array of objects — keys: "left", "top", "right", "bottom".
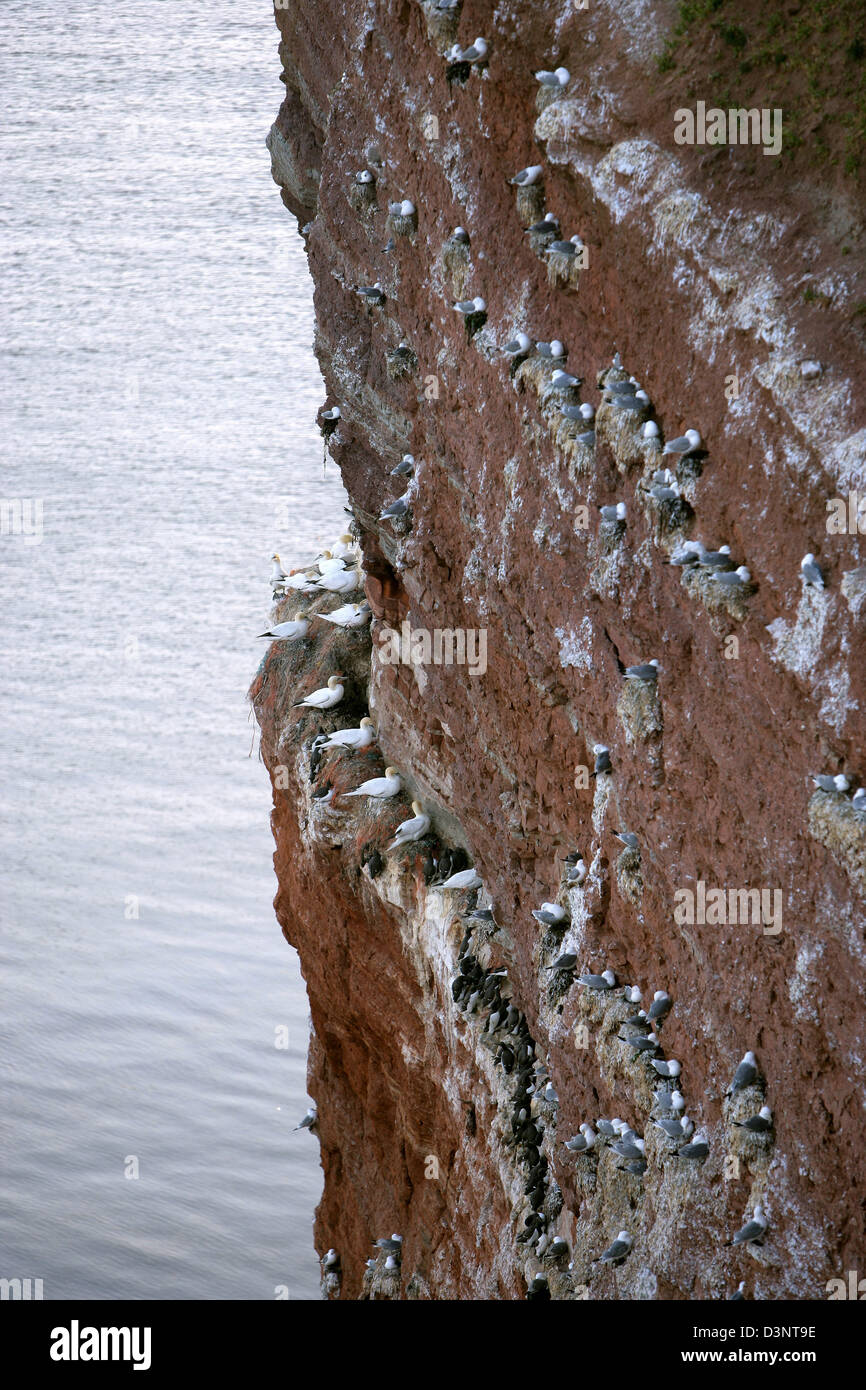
[
  {"left": 551, "top": 368, "right": 581, "bottom": 390},
  {"left": 545, "top": 235, "right": 583, "bottom": 257},
  {"left": 345, "top": 767, "right": 402, "bottom": 800},
  {"left": 319, "top": 602, "right": 371, "bottom": 629},
  {"left": 623, "top": 659, "right": 660, "bottom": 680},
  {"left": 577, "top": 968, "right": 616, "bottom": 990},
  {"left": 711, "top": 566, "right": 752, "bottom": 588},
  {"left": 454, "top": 296, "right": 486, "bottom": 315},
  {"left": 294, "top": 1105, "right": 317, "bottom": 1131},
  {"left": 380, "top": 493, "right": 411, "bottom": 521},
  {"left": 455, "top": 37, "right": 488, "bottom": 63},
  {"left": 315, "top": 567, "right": 360, "bottom": 594},
  {"left": 389, "top": 801, "right": 431, "bottom": 848},
  {"left": 599, "top": 1231, "right": 633, "bottom": 1264},
  {"left": 614, "top": 830, "right": 639, "bottom": 850},
  {"left": 600, "top": 502, "right": 626, "bottom": 523},
  {"left": 388, "top": 199, "right": 416, "bottom": 218},
  {"left": 651, "top": 1057, "right": 681, "bottom": 1078},
  {"left": 294, "top": 674, "right": 345, "bottom": 710},
  {"left": 317, "top": 716, "right": 376, "bottom": 751},
  {"left": 800, "top": 552, "right": 824, "bottom": 587},
  {"left": 643, "top": 420, "right": 660, "bottom": 439},
  {"left": 734, "top": 1105, "right": 773, "bottom": 1133},
  {"left": 662, "top": 428, "right": 701, "bottom": 456},
  {"left": 257, "top": 616, "right": 310, "bottom": 641},
  {"left": 646, "top": 990, "right": 672, "bottom": 1023},
  {"left": 509, "top": 164, "right": 544, "bottom": 186},
  {"left": 731, "top": 1205, "right": 767, "bottom": 1246},
  {"left": 532, "top": 901, "right": 567, "bottom": 926},
  {"left": 503, "top": 332, "right": 533, "bottom": 356},
  {"left": 853, "top": 788, "right": 866, "bottom": 813},
  {"left": 535, "top": 339, "right": 565, "bottom": 358},
  {"left": 813, "top": 773, "right": 850, "bottom": 792},
  {"left": 535, "top": 66, "right": 570, "bottom": 88},
  {"left": 439, "top": 867, "right": 483, "bottom": 891},
  {"left": 727, "top": 1050, "right": 759, "bottom": 1095}
]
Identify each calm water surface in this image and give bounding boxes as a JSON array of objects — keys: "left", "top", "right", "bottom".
[{"left": 0, "top": 0, "right": 342, "bottom": 1299}]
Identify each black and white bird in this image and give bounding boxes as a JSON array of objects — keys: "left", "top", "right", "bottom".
[
  {"left": 388, "top": 801, "right": 431, "bottom": 848},
  {"left": 593, "top": 744, "right": 612, "bottom": 775},
  {"left": 454, "top": 295, "right": 486, "bottom": 316},
  {"left": 675, "top": 1133, "right": 709, "bottom": 1161},
  {"left": 294, "top": 674, "right": 345, "bottom": 710},
  {"left": 546, "top": 234, "right": 584, "bottom": 257},
  {"left": 535, "top": 339, "right": 565, "bottom": 359},
  {"left": 651, "top": 1056, "right": 681, "bottom": 1079},
  {"left": 614, "top": 831, "right": 639, "bottom": 851},
  {"left": 730, "top": 1205, "right": 767, "bottom": 1246},
  {"left": 547, "top": 952, "right": 578, "bottom": 972},
  {"left": 294, "top": 1105, "right": 317, "bottom": 1132},
  {"left": 800, "top": 552, "right": 824, "bottom": 587},
  {"left": 503, "top": 332, "right": 533, "bottom": 357},
  {"left": 727, "top": 1050, "right": 759, "bottom": 1096},
  {"left": 509, "top": 164, "right": 544, "bottom": 186},
  {"left": 813, "top": 773, "right": 850, "bottom": 793},
  {"left": 525, "top": 212, "right": 560, "bottom": 239},
  {"left": 535, "top": 66, "right": 570, "bottom": 89},
  {"left": 646, "top": 990, "right": 673, "bottom": 1024},
  {"left": 734, "top": 1105, "right": 773, "bottom": 1134},
  {"left": 623, "top": 659, "right": 660, "bottom": 680},
  {"left": 391, "top": 453, "right": 415, "bottom": 477},
  {"left": 577, "top": 968, "right": 616, "bottom": 990},
  {"left": 532, "top": 902, "right": 567, "bottom": 927},
  {"left": 380, "top": 492, "right": 411, "bottom": 522},
  {"left": 662, "top": 428, "right": 702, "bottom": 457},
  {"left": 257, "top": 615, "right": 310, "bottom": 641},
  {"left": 598, "top": 1230, "right": 633, "bottom": 1264}
]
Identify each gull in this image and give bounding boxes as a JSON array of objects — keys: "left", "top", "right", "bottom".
[
  {"left": 387, "top": 199, "right": 416, "bottom": 218},
  {"left": 576, "top": 430, "right": 595, "bottom": 446},
  {"left": 454, "top": 37, "right": 488, "bottom": 63},
  {"left": 450, "top": 226, "right": 470, "bottom": 245},
  {"left": 643, "top": 421, "right": 660, "bottom": 439},
  {"left": 525, "top": 213, "right": 560, "bottom": 238},
  {"left": 535, "top": 339, "right": 565, "bottom": 359},
  {"left": 565, "top": 857, "right": 587, "bottom": 884},
  {"left": 624, "top": 985, "right": 642, "bottom": 1004},
  {"left": 662, "top": 428, "right": 701, "bottom": 456},
  {"left": 600, "top": 502, "right": 626, "bottom": 523},
  {"left": 675, "top": 1133, "right": 709, "bottom": 1161},
  {"left": 389, "top": 801, "right": 431, "bottom": 848},
  {"left": 345, "top": 767, "right": 402, "bottom": 800},
  {"left": 257, "top": 616, "right": 310, "bottom": 641},
  {"left": 624, "top": 659, "right": 660, "bottom": 680},
  {"left": 620, "top": 1031, "right": 659, "bottom": 1055},
  {"left": 593, "top": 744, "right": 611, "bottom": 775},
  {"left": 853, "top": 788, "right": 866, "bottom": 813},
  {"left": 294, "top": 1105, "right": 317, "bottom": 1131},
  {"left": 654, "top": 1114, "right": 692, "bottom": 1139},
  {"left": 551, "top": 368, "right": 581, "bottom": 390},
  {"left": 547, "top": 951, "right": 578, "bottom": 972},
  {"left": 536, "top": 66, "right": 570, "bottom": 88},
  {"left": 384, "top": 1255, "right": 399, "bottom": 1271},
  {"left": 376, "top": 1234, "right": 403, "bottom": 1254},
  {"left": 391, "top": 456, "right": 414, "bottom": 477},
  {"left": 503, "top": 332, "right": 532, "bottom": 356},
  {"left": 321, "top": 406, "right": 341, "bottom": 422},
  {"left": 729, "top": 1282, "right": 746, "bottom": 1300},
  {"left": 646, "top": 990, "right": 672, "bottom": 1023},
  {"left": 454, "top": 296, "right": 486, "bottom": 315},
  {"left": 614, "top": 831, "right": 639, "bottom": 851},
  {"left": 734, "top": 1105, "right": 773, "bottom": 1134},
  {"left": 655, "top": 1088, "right": 686, "bottom": 1113},
  {"left": 356, "top": 282, "right": 385, "bottom": 304},
  {"left": 711, "top": 566, "right": 752, "bottom": 589},
  {"left": 319, "top": 602, "right": 371, "bottom": 629},
  {"left": 598, "top": 1230, "right": 632, "bottom": 1264},
  {"left": 596, "top": 1118, "right": 620, "bottom": 1137},
  {"left": 439, "top": 868, "right": 483, "bottom": 891},
  {"left": 509, "top": 164, "right": 544, "bottom": 186},
  {"left": 726, "top": 1050, "right": 759, "bottom": 1096},
  {"left": 813, "top": 773, "right": 850, "bottom": 792},
  {"left": 294, "top": 675, "right": 345, "bottom": 710},
  {"left": 532, "top": 902, "right": 567, "bottom": 926},
  {"left": 546, "top": 235, "right": 583, "bottom": 256},
  {"left": 800, "top": 552, "right": 824, "bottom": 587},
  {"left": 577, "top": 968, "right": 616, "bottom": 990},
  {"left": 698, "top": 546, "right": 734, "bottom": 571},
  {"left": 317, "top": 717, "right": 375, "bottom": 751},
  {"left": 354, "top": 170, "right": 374, "bottom": 185},
  {"left": 323, "top": 1249, "right": 339, "bottom": 1271},
  {"left": 730, "top": 1205, "right": 767, "bottom": 1246},
  {"left": 380, "top": 493, "right": 410, "bottom": 521},
  {"left": 670, "top": 540, "right": 706, "bottom": 567},
  {"left": 564, "top": 1123, "right": 596, "bottom": 1153},
  {"left": 651, "top": 1057, "right": 681, "bottom": 1078}
]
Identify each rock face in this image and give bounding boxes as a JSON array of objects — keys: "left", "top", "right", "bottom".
[{"left": 254, "top": 0, "right": 866, "bottom": 1299}]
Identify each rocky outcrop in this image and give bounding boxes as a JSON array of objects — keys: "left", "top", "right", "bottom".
[{"left": 253, "top": 0, "right": 866, "bottom": 1299}]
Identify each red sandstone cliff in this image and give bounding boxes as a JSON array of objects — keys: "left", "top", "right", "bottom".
[{"left": 253, "top": 0, "right": 866, "bottom": 1300}]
